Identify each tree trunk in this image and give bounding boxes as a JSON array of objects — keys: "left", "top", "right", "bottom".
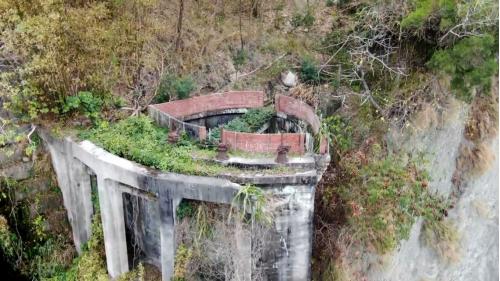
[
  {"left": 239, "top": 0, "right": 243, "bottom": 51},
  {"left": 175, "top": 0, "right": 185, "bottom": 52}
]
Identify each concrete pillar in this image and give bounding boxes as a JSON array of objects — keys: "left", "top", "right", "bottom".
[
  {"left": 234, "top": 220, "right": 252, "bottom": 281},
  {"left": 68, "top": 158, "right": 93, "bottom": 253},
  {"left": 158, "top": 187, "right": 177, "bottom": 281},
  {"left": 97, "top": 177, "right": 129, "bottom": 278},
  {"left": 43, "top": 137, "right": 93, "bottom": 254}
]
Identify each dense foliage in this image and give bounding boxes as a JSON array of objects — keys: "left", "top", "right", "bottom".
[
  {"left": 80, "top": 116, "right": 226, "bottom": 176},
  {"left": 321, "top": 142, "right": 449, "bottom": 253},
  {"left": 0, "top": 176, "right": 74, "bottom": 280},
  {"left": 428, "top": 34, "right": 498, "bottom": 101},
  {"left": 0, "top": 0, "right": 164, "bottom": 120}
]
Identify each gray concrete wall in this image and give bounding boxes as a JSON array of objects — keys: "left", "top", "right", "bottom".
[{"left": 41, "top": 132, "right": 327, "bottom": 281}]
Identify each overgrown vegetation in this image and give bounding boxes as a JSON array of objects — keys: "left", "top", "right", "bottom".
[
  {"left": 80, "top": 116, "right": 227, "bottom": 176},
  {"left": 0, "top": 172, "right": 75, "bottom": 281},
  {"left": 334, "top": 143, "right": 449, "bottom": 253},
  {"left": 172, "top": 186, "right": 273, "bottom": 280},
  {"left": 208, "top": 107, "right": 274, "bottom": 143},
  {"left": 0, "top": 0, "right": 498, "bottom": 279}
]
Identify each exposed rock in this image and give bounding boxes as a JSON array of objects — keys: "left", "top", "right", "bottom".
[{"left": 281, "top": 71, "right": 298, "bottom": 87}]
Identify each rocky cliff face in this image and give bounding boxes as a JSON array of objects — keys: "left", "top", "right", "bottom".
[{"left": 360, "top": 96, "right": 499, "bottom": 281}]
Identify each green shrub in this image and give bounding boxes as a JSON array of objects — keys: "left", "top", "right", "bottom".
[
  {"left": 155, "top": 75, "right": 196, "bottom": 103},
  {"left": 63, "top": 91, "right": 104, "bottom": 125},
  {"left": 208, "top": 107, "right": 274, "bottom": 143},
  {"left": 300, "top": 56, "right": 321, "bottom": 84},
  {"left": 232, "top": 49, "right": 248, "bottom": 69},
  {"left": 177, "top": 200, "right": 197, "bottom": 220},
  {"left": 174, "top": 76, "right": 196, "bottom": 100},
  {"left": 427, "top": 34, "right": 498, "bottom": 102},
  {"left": 320, "top": 115, "right": 353, "bottom": 154},
  {"left": 401, "top": 0, "right": 457, "bottom": 31},
  {"left": 326, "top": 0, "right": 336, "bottom": 7}
]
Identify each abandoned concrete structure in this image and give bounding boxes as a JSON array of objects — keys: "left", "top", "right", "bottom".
[{"left": 42, "top": 91, "right": 330, "bottom": 281}]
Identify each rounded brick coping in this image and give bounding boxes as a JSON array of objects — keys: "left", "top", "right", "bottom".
[
  {"left": 274, "top": 94, "right": 321, "bottom": 134},
  {"left": 150, "top": 91, "right": 265, "bottom": 120},
  {"left": 221, "top": 129, "right": 306, "bottom": 155}
]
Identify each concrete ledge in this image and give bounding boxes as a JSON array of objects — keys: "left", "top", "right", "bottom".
[
  {"left": 210, "top": 156, "right": 316, "bottom": 170},
  {"left": 148, "top": 105, "right": 207, "bottom": 140},
  {"left": 220, "top": 170, "right": 318, "bottom": 185}
]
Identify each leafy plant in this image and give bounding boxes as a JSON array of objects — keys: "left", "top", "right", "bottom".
[
  {"left": 427, "top": 34, "right": 498, "bottom": 101},
  {"left": 300, "top": 56, "right": 321, "bottom": 84},
  {"left": 291, "top": 9, "right": 315, "bottom": 28},
  {"left": 63, "top": 91, "right": 104, "bottom": 124},
  {"left": 401, "top": 0, "right": 457, "bottom": 31},
  {"left": 208, "top": 107, "right": 274, "bottom": 143},
  {"left": 320, "top": 115, "right": 353, "bottom": 154},
  {"left": 230, "top": 185, "right": 271, "bottom": 225},
  {"left": 177, "top": 200, "right": 197, "bottom": 220},
  {"left": 232, "top": 49, "right": 248, "bottom": 69}
]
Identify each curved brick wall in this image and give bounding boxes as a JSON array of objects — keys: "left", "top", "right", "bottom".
[
  {"left": 151, "top": 91, "right": 265, "bottom": 119},
  {"left": 275, "top": 95, "right": 320, "bottom": 134},
  {"left": 222, "top": 130, "right": 305, "bottom": 154},
  {"left": 149, "top": 91, "right": 329, "bottom": 154}
]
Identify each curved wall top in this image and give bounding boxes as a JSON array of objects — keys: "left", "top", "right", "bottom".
[
  {"left": 274, "top": 94, "right": 321, "bottom": 134},
  {"left": 150, "top": 91, "right": 265, "bottom": 119}
]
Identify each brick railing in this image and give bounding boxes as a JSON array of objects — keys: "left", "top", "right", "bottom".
[
  {"left": 149, "top": 91, "right": 329, "bottom": 155},
  {"left": 274, "top": 94, "right": 321, "bottom": 134},
  {"left": 221, "top": 130, "right": 305, "bottom": 154}
]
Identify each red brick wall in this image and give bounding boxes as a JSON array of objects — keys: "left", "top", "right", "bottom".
[
  {"left": 151, "top": 91, "right": 265, "bottom": 119},
  {"left": 275, "top": 95, "right": 321, "bottom": 134},
  {"left": 221, "top": 130, "right": 305, "bottom": 154}
]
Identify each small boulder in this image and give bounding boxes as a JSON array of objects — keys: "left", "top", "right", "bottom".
[{"left": 281, "top": 71, "right": 298, "bottom": 87}]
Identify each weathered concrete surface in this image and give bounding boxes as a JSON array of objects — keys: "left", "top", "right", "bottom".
[
  {"left": 262, "top": 184, "right": 316, "bottom": 280},
  {"left": 42, "top": 132, "right": 328, "bottom": 280},
  {"left": 42, "top": 135, "right": 93, "bottom": 254}
]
